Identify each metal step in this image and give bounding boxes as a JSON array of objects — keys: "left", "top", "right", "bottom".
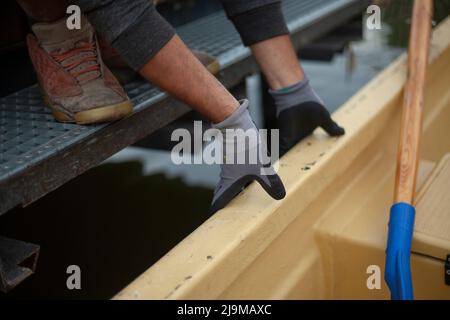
[
  {"left": 0, "top": 236, "right": 39, "bottom": 293},
  {"left": 0, "top": 0, "right": 369, "bottom": 215}
]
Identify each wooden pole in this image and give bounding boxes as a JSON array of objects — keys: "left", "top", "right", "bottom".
[{"left": 394, "top": 0, "right": 433, "bottom": 204}]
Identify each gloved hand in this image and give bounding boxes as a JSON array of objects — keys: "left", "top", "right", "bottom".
[
  {"left": 270, "top": 77, "right": 345, "bottom": 156},
  {"left": 210, "top": 100, "right": 286, "bottom": 214}
]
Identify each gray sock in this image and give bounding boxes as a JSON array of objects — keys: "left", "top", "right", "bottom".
[{"left": 210, "top": 99, "right": 285, "bottom": 214}]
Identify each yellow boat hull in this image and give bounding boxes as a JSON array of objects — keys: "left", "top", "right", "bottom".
[{"left": 115, "top": 17, "right": 450, "bottom": 300}]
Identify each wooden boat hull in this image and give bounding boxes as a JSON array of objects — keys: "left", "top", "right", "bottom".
[{"left": 115, "top": 17, "right": 450, "bottom": 300}]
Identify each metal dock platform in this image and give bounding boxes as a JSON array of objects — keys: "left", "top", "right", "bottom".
[{"left": 0, "top": 0, "right": 368, "bottom": 215}]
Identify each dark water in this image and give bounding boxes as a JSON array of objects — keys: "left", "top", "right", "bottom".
[
  {"left": 0, "top": 162, "right": 212, "bottom": 299},
  {"left": 1, "top": 1, "right": 449, "bottom": 299}
]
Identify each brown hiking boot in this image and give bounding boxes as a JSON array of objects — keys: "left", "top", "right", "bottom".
[{"left": 27, "top": 16, "right": 133, "bottom": 124}]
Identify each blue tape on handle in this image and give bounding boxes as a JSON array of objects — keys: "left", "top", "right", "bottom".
[{"left": 384, "top": 202, "right": 415, "bottom": 300}]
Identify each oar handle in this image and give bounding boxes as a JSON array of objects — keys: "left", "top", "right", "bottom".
[
  {"left": 394, "top": 0, "right": 433, "bottom": 204},
  {"left": 386, "top": 0, "right": 433, "bottom": 301}
]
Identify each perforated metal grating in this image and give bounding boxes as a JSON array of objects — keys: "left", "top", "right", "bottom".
[{"left": 0, "top": 0, "right": 357, "bottom": 181}]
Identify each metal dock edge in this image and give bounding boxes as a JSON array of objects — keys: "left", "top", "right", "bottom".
[{"left": 0, "top": 0, "right": 368, "bottom": 215}]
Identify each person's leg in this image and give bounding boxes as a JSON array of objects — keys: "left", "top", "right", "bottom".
[
  {"left": 74, "top": 0, "right": 285, "bottom": 212},
  {"left": 16, "top": 0, "right": 68, "bottom": 22},
  {"left": 221, "top": 0, "right": 345, "bottom": 156}
]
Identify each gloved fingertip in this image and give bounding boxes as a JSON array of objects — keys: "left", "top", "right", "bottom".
[
  {"left": 322, "top": 120, "right": 345, "bottom": 137},
  {"left": 266, "top": 174, "right": 286, "bottom": 200},
  {"left": 331, "top": 124, "right": 346, "bottom": 136}
]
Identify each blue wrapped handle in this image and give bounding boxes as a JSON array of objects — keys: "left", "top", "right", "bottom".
[{"left": 385, "top": 202, "right": 415, "bottom": 300}]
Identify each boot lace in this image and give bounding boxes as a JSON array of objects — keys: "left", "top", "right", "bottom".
[{"left": 51, "top": 41, "right": 101, "bottom": 83}]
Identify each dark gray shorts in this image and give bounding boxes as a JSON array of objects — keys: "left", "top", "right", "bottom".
[{"left": 75, "top": 0, "right": 289, "bottom": 70}]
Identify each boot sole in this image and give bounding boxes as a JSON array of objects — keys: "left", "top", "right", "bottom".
[
  {"left": 52, "top": 100, "right": 133, "bottom": 125},
  {"left": 42, "top": 89, "right": 133, "bottom": 125},
  {"left": 206, "top": 60, "right": 221, "bottom": 75}
]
